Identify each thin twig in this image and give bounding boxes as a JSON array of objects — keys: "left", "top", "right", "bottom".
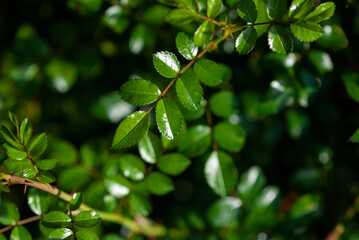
[{"left": 0, "top": 215, "right": 43, "bottom": 234}]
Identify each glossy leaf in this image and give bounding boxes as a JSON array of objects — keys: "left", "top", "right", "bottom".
[
  {"left": 194, "top": 59, "right": 222, "bottom": 86},
  {"left": 119, "top": 79, "right": 161, "bottom": 106},
  {"left": 176, "top": 32, "right": 198, "bottom": 60},
  {"left": 29, "top": 133, "right": 47, "bottom": 158},
  {"left": 254, "top": 0, "right": 271, "bottom": 36},
  {"left": 112, "top": 111, "right": 150, "bottom": 149},
  {"left": 138, "top": 131, "right": 161, "bottom": 164},
  {"left": 235, "top": 27, "right": 257, "bottom": 55},
  {"left": 343, "top": 74, "right": 359, "bottom": 103},
  {"left": 104, "top": 175, "right": 132, "bottom": 198},
  {"left": 178, "top": 125, "right": 212, "bottom": 157},
  {"left": 193, "top": 21, "right": 214, "bottom": 47},
  {"left": 214, "top": 121, "right": 246, "bottom": 152},
  {"left": 0, "top": 126, "right": 22, "bottom": 149},
  {"left": 156, "top": 98, "right": 183, "bottom": 140},
  {"left": 20, "top": 118, "right": 32, "bottom": 145},
  {"left": 267, "top": 0, "right": 287, "bottom": 20},
  {"left": 206, "top": 197, "right": 242, "bottom": 228},
  {"left": 153, "top": 51, "right": 180, "bottom": 78},
  {"left": 237, "top": 166, "right": 266, "bottom": 202},
  {"left": 176, "top": 68, "right": 203, "bottom": 110},
  {"left": 268, "top": 25, "right": 293, "bottom": 54},
  {"left": 209, "top": 91, "right": 237, "bottom": 118},
  {"left": 129, "top": 193, "right": 152, "bottom": 216},
  {"left": 178, "top": 0, "right": 200, "bottom": 12},
  {"left": 288, "top": 0, "right": 313, "bottom": 20},
  {"left": 76, "top": 231, "right": 99, "bottom": 240},
  {"left": 119, "top": 154, "right": 146, "bottom": 181},
  {"left": 290, "top": 22, "right": 323, "bottom": 42},
  {"left": 48, "top": 228, "right": 73, "bottom": 240},
  {"left": 43, "top": 211, "right": 72, "bottom": 228},
  {"left": 4, "top": 159, "right": 33, "bottom": 175},
  {"left": 0, "top": 200, "right": 20, "bottom": 225},
  {"left": 157, "top": 153, "right": 191, "bottom": 176},
  {"left": 165, "top": 9, "right": 196, "bottom": 26},
  {"left": 237, "top": 0, "right": 257, "bottom": 23},
  {"left": 207, "top": 0, "right": 223, "bottom": 18},
  {"left": 204, "top": 151, "right": 238, "bottom": 197},
  {"left": 73, "top": 210, "right": 101, "bottom": 228},
  {"left": 28, "top": 188, "right": 49, "bottom": 215},
  {"left": 146, "top": 172, "right": 174, "bottom": 195},
  {"left": 3, "top": 143, "right": 27, "bottom": 160},
  {"left": 304, "top": 2, "right": 335, "bottom": 23},
  {"left": 36, "top": 159, "right": 59, "bottom": 171},
  {"left": 70, "top": 192, "right": 83, "bottom": 211},
  {"left": 10, "top": 226, "right": 32, "bottom": 240}
]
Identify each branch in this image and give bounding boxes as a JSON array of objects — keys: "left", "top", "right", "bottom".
[{"left": 0, "top": 215, "right": 43, "bottom": 234}]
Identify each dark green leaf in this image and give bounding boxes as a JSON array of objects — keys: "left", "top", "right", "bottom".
[
  {"left": 176, "top": 68, "right": 203, "bottom": 110},
  {"left": 308, "top": 50, "right": 333, "bottom": 75},
  {"left": 76, "top": 231, "right": 99, "bottom": 240},
  {"left": 165, "top": 9, "right": 196, "bottom": 26},
  {"left": 138, "top": 131, "right": 161, "bottom": 164},
  {"left": 204, "top": 151, "right": 238, "bottom": 197},
  {"left": 58, "top": 166, "right": 90, "bottom": 191},
  {"left": 28, "top": 188, "right": 49, "bottom": 215},
  {"left": 267, "top": 0, "right": 287, "bottom": 20},
  {"left": 156, "top": 98, "right": 183, "bottom": 140},
  {"left": 194, "top": 59, "right": 222, "bottom": 86},
  {"left": 237, "top": 0, "right": 257, "bottom": 23},
  {"left": 343, "top": 74, "right": 359, "bottom": 103},
  {"left": 48, "top": 228, "right": 73, "bottom": 240},
  {"left": 0, "top": 200, "right": 20, "bottom": 225},
  {"left": 3, "top": 143, "right": 27, "bottom": 160},
  {"left": 304, "top": 2, "right": 335, "bottom": 23},
  {"left": 29, "top": 133, "right": 47, "bottom": 158},
  {"left": 349, "top": 129, "right": 359, "bottom": 143},
  {"left": 193, "top": 21, "right": 214, "bottom": 47},
  {"left": 20, "top": 118, "right": 32, "bottom": 145},
  {"left": 288, "top": 0, "right": 313, "bottom": 20},
  {"left": 73, "top": 210, "right": 101, "bottom": 228},
  {"left": 157, "top": 153, "right": 191, "bottom": 176},
  {"left": 290, "top": 21, "right": 323, "bottom": 42},
  {"left": 146, "top": 172, "right": 174, "bottom": 195},
  {"left": 129, "top": 193, "right": 152, "bottom": 216},
  {"left": 237, "top": 166, "right": 266, "bottom": 202},
  {"left": 36, "top": 159, "right": 59, "bottom": 171},
  {"left": 0, "top": 126, "right": 22, "bottom": 149},
  {"left": 152, "top": 51, "right": 180, "bottom": 78},
  {"left": 43, "top": 211, "right": 72, "bottom": 228},
  {"left": 175, "top": 32, "right": 198, "bottom": 60},
  {"left": 235, "top": 27, "right": 257, "bottom": 55},
  {"left": 119, "top": 79, "right": 161, "bottom": 106},
  {"left": 207, "top": 0, "right": 223, "bottom": 18},
  {"left": 119, "top": 154, "right": 146, "bottom": 181},
  {"left": 209, "top": 91, "right": 237, "bottom": 118},
  {"left": 268, "top": 25, "right": 293, "bottom": 54},
  {"left": 214, "top": 121, "right": 246, "bottom": 152},
  {"left": 112, "top": 111, "right": 150, "bottom": 149},
  {"left": 104, "top": 175, "right": 132, "bottom": 198},
  {"left": 102, "top": 6, "right": 130, "bottom": 34},
  {"left": 178, "top": 125, "right": 212, "bottom": 157},
  {"left": 254, "top": 0, "right": 271, "bottom": 36},
  {"left": 206, "top": 197, "right": 242, "bottom": 228},
  {"left": 10, "top": 226, "right": 32, "bottom": 240},
  {"left": 70, "top": 192, "right": 83, "bottom": 211}
]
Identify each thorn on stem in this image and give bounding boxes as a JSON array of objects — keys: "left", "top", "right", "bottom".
[
  {"left": 51, "top": 184, "right": 59, "bottom": 189},
  {"left": 37, "top": 189, "right": 43, "bottom": 194},
  {"left": 24, "top": 184, "right": 28, "bottom": 194},
  {"left": 70, "top": 188, "right": 76, "bottom": 196}
]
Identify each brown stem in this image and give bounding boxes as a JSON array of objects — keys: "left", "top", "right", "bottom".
[
  {"left": 0, "top": 215, "right": 43, "bottom": 234},
  {"left": 195, "top": 13, "right": 224, "bottom": 27}
]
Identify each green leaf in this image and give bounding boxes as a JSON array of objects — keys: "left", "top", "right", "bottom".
[
  {"left": 36, "top": 159, "right": 59, "bottom": 171},
  {"left": 119, "top": 79, "right": 161, "bottom": 106},
  {"left": 102, "top": 6, "right": 130, "bottom": 34},
  {"left": 254, "top": 0, "right": 271, "bottom": 37},
  {"left": 0, "top": 126, "right": 22, "bottom": 149},
  {"left": 237, "top": 0, "right": 257, "bottom": 23},
  {"left": 165, "top": 9, "right": 196, "bottom": 26},
  {"left": 207, "top": 0, "right": 223, "bottom": 18},
  {"left": 8, "top": 111, "right": 19, "bottom": 129},
  {"left": 29, "top": 133, "right": 47, "bottom": 158},
  {"left": 176, "top": 68, "right": 203, "bottom": 110},
  {"left": 266, "top": 0, "right": 287, "bottom": 20},
  {"left": 350, "top": 129, "right": 359, "bottom": 143},
  {"left": 43, "top": 211, "right": 72, "bottom": 228},
  {"left": 178, "top": 125, "right": 212, "bottom": 157},
  {"left": 214, "top": 121, "right": 246, "bottom": 152},
  {"left": 308, "top": 50, "right": 333, "bottom": 75},
  {"left": 19, "top": 118, "right": 32, "bottom": 145},
  {"left": 194, "top": 59, "right": 222, "bottom": 86},
  {"left": 178, "top": 0, "right": 200, "bottom": 12},
  {"left": 0, "top": 200, "right": 20, "bottom": 225},
  {"left": 193, "top": 21, "right": 214, "bottom": 47},
  {"left": 129, "top": 193, "right": 152, "bottom": 216},
  {"left": 268, "top": 25, "right": 293, "bottom": 54},
  {"left": 119, "top": 154, "right": 146, "bottom": 181},
  {"left": 175, "top": 32, "right": 198, "bottom": 60},
  {"left": 138, "top": 131, "right": 161, "bottom": 164},
  {"left": 4, "top": 159, "right": 33, "bottom": 175},
  {"left": 289, "top": 194, "right": 320, "bottom": 220},
  {"left": 156, "top": 98, "right": 183, "bottom": 140},
  {"left": 146, "top": 172, "right": 174, "bottom": 195},
  {"left": 290, "top": 21, "right": 323, "bottom": 42},
  {"left": 58, "top": 166, "right": 90, "bottom": 191},
  {"left": 3, "top": 143, "right": 27, "bottom": 160},
  {"left": 28, "top": 188, "right": 50, "bottom": 215},
  {"left": 343, "top": 74, "right": 359, "bottom": 103},
  {"left": 209, "top": 91, "right": 237, "bottom": 118},
  {"left": 0, "top": 234, "right": 5, "bottom": 240},
  {"left": 304, "top": 2, "right": 335, "bottom": 23},
  {"left": 288, "top": 0, "right": 313, "bottom": 20},
  {"left": 104, "top": 175, "right": 132, "bottom": 198},
  {"left": 235, "top": 27, "right": 257, "bottom": 55},
  {"left": 10, "top": 226, "right": 32, "bottom": 240},
  {"left": 206, "top": 197, "right": 242, "bottom": 228},
  {"left": 129, "top": 24, "right": 155, "bottom": 54},
  {"left": 204, "top": 151, "right": 238, "bottom": 197},
  {"left": 76, "top": 231, "right": 99, "bottom": 240},
  {"left": 73, "top": 210, "right": 101, "bottom": 228},
  {"left": 157, "top": 153, "right": 191, "bottom": 176},
  {"left": 48, "top": 228, "right": 73, "bottom": 240},
  {"left": 112, "top": 111, "right": 150, "bottom": 149},
  {"left": 153, "top": 51, "right": 180, "bottom": 78},
  {"left": 237, "top": 166, "right": 266, "bottom": 202},
  {"left": 70, "top": 192, "right": 83, "bottom": 211}
]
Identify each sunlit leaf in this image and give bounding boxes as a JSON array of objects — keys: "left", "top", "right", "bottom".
[
  {"left": 235, "top": 27, "right": 257, "bottom": 55},
  {"left": 119, "top": 79, "right": 161, "bottom": 106},
  {"left": 153, "top": 51, "right": 180, "bottom": 78},
  {"left": 268, "top": 25, "right": 293, "bottom": 54},
  {"left": 176, "top": 68, "right": 203, "bottom": 110},
  {"left": 156, "top": 98, "right": 183, "bottom": 140},
  {"left": 237, "top": 0, "right": 257, "bottom": 23},
  {"left": 193, "top": 21, "right": 214, "bottom": 47},
  {"left": 176, "top": 32, "right": 198, "bottom": 60},
  {"left": 43, "top": 211, "right": 72, "bottom": 228},
  {"left": 207, "top": 0, "right": 223, "bottom": 18},
  {"left": 290, "top": 22, "right": 324, "bottom": 42},
  {"left": 138, "top": 131, "right": 161, "bottom": 164}
]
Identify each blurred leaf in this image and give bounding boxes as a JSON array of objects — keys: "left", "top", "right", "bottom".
[
  {"left": 308, "top": 50, "right": 333, "bottom": 75},
  {"left": 194, "top": 59, "right": 222, "bottom": 86},
  {"left": 176, "top": 68, "right": 203, "bottom": 110},
  {"left": 176, "top": 32, "right": 198, "bottom": 60},
  {"left": 73, "top": 210, "right": 101, "bottom": 228},
  {"left": 103, "top": 6, "right": 129, "bottom": 34},
  {"left": 36, "top": 159, "right": 59, "bottom": 171},
  {"left": 67, "top": 0, "right": 102, "bottom": 15},
  {"left": 214, "top": 121, "right": 246, "bottom": 152},
  {"left": 288, "top": 0, "right": 313, "bottom": 19},
  {"left": 10, "top": 64, "right": 39, "bottom": 83},
  {"left": 76, "top": 231, "right": 99, "bottom": 240},
  {"left": 343, "top": 74, "right": 359, "bottom": 103},
  {"left": 138, "top": 131, "right": 161, "bottom": 164},
  {"left": 58, "top": 166, "right": 90, "bottom": 191},
  {"left": 317, "top": 24, "right": 348, "bottom": 50},
  {"left": 157, "top": 153, "right": 191, "bottom": 176},
  {"left": 156, "top": 98, "right": 183, "bottom": 140},
  {"left": 146, "top": 172, "right": 174, "bottom": 195},
  {"left": 194, "top": 21, "right": 214, "bottom": 47},
  {"left": 43, "top": 211, "right": 71, "bottom": 228},
  {"left": 119, "top": 154, "right": 146, "bottom": 181},
  {"left": 46, "top": 137, "right": 77, "bottom": 166},
  {"left": 129, "top": 24, "right": 155, "bottom": 54},
  {"left": 349, "top": 129, "right": 359, "bottom": 143},
  {"left": 3, "top": 143, "right": 27, "bottom": 160},
  {"left": 204, "top": 151, "right": 238, "bottom": 197},
  {"left": 207, "top": 0, "right": 223, "bottom": 18},
  {"left": 235, "top": 27, "right": 257, "bottom": 55},
  {"left": 290, "top": 22, "right": 324, "bottom": 42},
  {"left": 289, "top": 194, "right": 321, "bottom": 221},
  {"left": 178, "top": 0, "right": 200, "bottom": 12},
  {"left": 0, "top": 200, "right": 20, "bottom": 225},
  {"left": 45, "top": 59, "right": 78, "bottom": 93},
  {"left": 4, "top": 159, "right": 33, "bottom": 175},
  {"left": 48, "top": 228, "right": 73, "bottom": 240},
  {"left": 209, "top": 91, "right": 237, "bottom": 118},
  {"left": 165, "top": 9, "right": 196, "bottom": 26},
  {"left": 70, "top": 192, "right": 83, "bottom": 211},
  {"left": 268, "top": 25, "right": 293, "bottom": 55},
  {"left": 178, "top": 124, "right": 212, "bottom": 157},
  {"left": 286, "top": 109, "right": 309, "bottom": 139},
  {"left": 28, "top": 188, "right": 50, "bottom": 215},
  {"left": 153, "top": 51, "right": 180, "bottom": 78},
  {"left": 267, "top": 0, "right": 287, "bottom": 20},
  {"left": 119, "top": 79, "right": 161, "bottom": 106},
  {"left": 291, "top": 168, "right": 322, "bottom": 192},
  {"left": 206, "top": 197, "right": 242, "bottom": 228},
  {"left": 304, "top": 2, "right": 335, "bottom": 23},
  {"left": 10, "top": 226, "right": 32, "bottom": 240},
  {"left": 104, "top": 175, "right": 132, "bottom": 198},
  {"left": 237, "top": 0, "right": 257, "bottom": 23},
  {"left": 129, "top": 193, "right": 152, "bottom": 216},
  {"left": 237, "top": 166, "right": 266, "bottom": 203}
]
